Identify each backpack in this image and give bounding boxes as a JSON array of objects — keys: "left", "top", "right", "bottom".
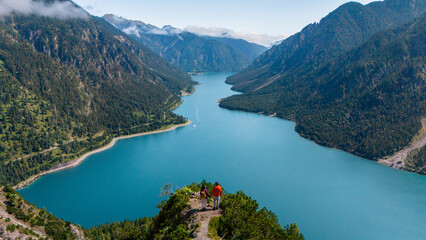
[{"left": 200, "top": 190, "right": 207, "bottom": 199}]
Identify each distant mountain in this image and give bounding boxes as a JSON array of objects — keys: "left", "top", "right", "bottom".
[
  {"left": 0, "top": 1, "right": 195, "bottom": 185},
  {"left": 102, "top": 14, "right": 182, "bottom": 36},
  {"left": 183, "top": 25, "right": 284, "bottom": 47},
  {"left": 220, "top": 0, "right": 425, "bottom": 173},
  {"left": 103, "top": 14, "right": 267, "bottom": 73},
  {"left": 202, "top": 36, "right": 267, "bottom": 60}
]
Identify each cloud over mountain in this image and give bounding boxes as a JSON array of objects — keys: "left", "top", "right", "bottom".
[
  {"left": 0, "top": 0, "right": 88, "bottom": 19},
  {"left": 104, "top": 14, "right": 182, "bottom": 37},
  {"left": 184, "top": 26, "right": 284, "bottom": 47}
]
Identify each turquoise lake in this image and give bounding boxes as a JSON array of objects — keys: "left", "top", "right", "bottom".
[{"left": 19, "top": 73, "right": 426, "bottom": 239}]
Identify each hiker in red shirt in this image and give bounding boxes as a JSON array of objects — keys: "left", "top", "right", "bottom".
[{"left": 211, "top": 182, "right": 223, "bottom": 210}]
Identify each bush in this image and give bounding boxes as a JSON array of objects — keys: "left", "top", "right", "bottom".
[
  {"left": 3, "top": 185, "right": 15, "bottom": 193},
  {"left": 6, "top": 224, "right": 16, "bottom": 232},
  {"left": 218, "top": 191, "right": 304, "bottom": 240},
  {"left": 6, "top": 193, "right": 18, "bottom": 201},
  {"left": 45, "top": 220, "right": 73, "bottom": 240},
  {"left": 168, "top": 224, "right": 190, "bottom": 240}
]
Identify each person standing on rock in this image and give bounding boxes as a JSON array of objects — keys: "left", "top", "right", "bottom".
[
  {"left": 211, "top": 182, "right": 223, "bottom": 210},
  {"left": 200, "top": 184, "right": 210, "bottom": 210}
]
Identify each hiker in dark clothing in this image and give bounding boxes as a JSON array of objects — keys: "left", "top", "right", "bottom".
[{"left": 200, "top": 184, "right": 210, "bottom": 210}]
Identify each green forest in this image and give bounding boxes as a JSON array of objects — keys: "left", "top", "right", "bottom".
[
  {"left": 220, "top": 0, "right": 425, "bottom": 174},
  {"left": 406, "top": 146, "right": 426, "bottom": 174},
  {"left": 0, "top": 13, "right": 195, "bottom": 186}
]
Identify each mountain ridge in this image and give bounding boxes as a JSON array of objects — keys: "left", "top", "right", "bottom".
[
  {"left": 226, "top": 0, "right": 425, "bottom": 91},
  {"left": 103, "top": 14, "right": 267, "bottom": 73},
  {"left": 220, "top": 0, "right": 426, "bottom": 174}
]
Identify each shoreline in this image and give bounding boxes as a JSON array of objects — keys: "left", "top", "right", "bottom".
[
  {"left": 218, "top": 104, "right": 426, "bottom": 175},
  {"left": 14, "top": 120, "right": 192, "bottom": 190}
]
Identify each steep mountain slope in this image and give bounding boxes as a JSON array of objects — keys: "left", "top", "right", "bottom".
[
  {"left": 103, "top": 14, "right": 266, "bottom": 73},
  {"left": 1, "top": 186, "right": 85, "bottom": 239},
  {"left": 221, "top": 6, "right": 425, "bottom": 172},
  {"left": 227, "top": 0, "right": 425, "bottom": 91},
  {"left": 0, "top": 1, "right": 195, "bottom": 185}
]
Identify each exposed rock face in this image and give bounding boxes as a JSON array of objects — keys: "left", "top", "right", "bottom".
[
  {"left": 0, "top": 223, "right": 30, "bottom": 240},
  {"left": 71, "top": 224, "right": 86, "bottom": 240},
  {"left": 0, "top": 224, "right": 6, "bottom": 235}
]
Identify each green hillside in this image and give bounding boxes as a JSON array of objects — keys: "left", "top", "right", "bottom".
[
  {"left": 86, "top": 183, "right": 304, "bottom": 240},
  {"left": 226, "top": 0, "right": 425, "bottom": 91},
  {"left": 1, "top": 183, "right": 303, "bottom": 239},
  {"left": 0, "top": 3, "right": 195, "bottom": 186},
  {"left": 220, "top": 0, "right": 425, "bottom": 172}
]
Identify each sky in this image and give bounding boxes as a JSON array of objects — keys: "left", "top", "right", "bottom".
[
  {"left": 0, "top": 0, "right": 88, "bottom": 19},
  {"left": 73, "top": 0, "right": 376, "bottom": 45}
]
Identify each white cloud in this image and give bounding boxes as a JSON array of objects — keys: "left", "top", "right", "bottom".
[
  {"left": 0, "top": 0, "right": 89, "bottom": 19},
  {"left": 157, "top": 25, "right": 182, "bottom": 35},
  {"left": 116, "top": 18, "right": 182, "bottom": 36},
  {"left": 184, "top": 26, "right": 285, "bottom": 47},
  {"left": 122, "top": 25, "right": 140, "bottom": 37}
]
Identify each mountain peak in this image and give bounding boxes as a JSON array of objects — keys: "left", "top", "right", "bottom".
[
  {"left": 103, "top": 13, "right": 182, "bottom": 36},
  {"left": 102, "top": 14, "right": 267, "bottom": 73}
]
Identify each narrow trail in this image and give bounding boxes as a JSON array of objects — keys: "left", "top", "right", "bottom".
[
  {"left": 11, "top": 136, "right": 79, "bottom": 163},
  {"left": 12, "top": 146, "right": 58, "bottom": 162},
  {"left": 188, "top": 197, "right": 222, "bottom": 240},
  {"left": 253, "top": 73, "right": 283, "bottom": 92}
]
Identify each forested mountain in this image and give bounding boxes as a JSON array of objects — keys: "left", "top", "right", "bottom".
[
  {"left": 132, "top": 31, "right": 251, "bottom": 73},
  {"left": 0, "top": 0, "right": 195, "bottom": 185},
  {"left": 103, "top": 14, "right": 267, "bottom": 73},
  {"left": 220, "top": 0, "right": 425, "bottom": 173},
  {"left": 227, "top": 0, "right": 424, "bottom": 91},
  {"left": 202, "top": 36, "right": 268, "bottom": 60}
]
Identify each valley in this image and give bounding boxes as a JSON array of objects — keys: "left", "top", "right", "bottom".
[{"left": 0, "top": 0, "right": 425, "bottom": 239}]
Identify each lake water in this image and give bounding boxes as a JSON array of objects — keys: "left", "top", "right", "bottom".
[{"left": 19, "top": 73, "right": 426, "bottom": 239}]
